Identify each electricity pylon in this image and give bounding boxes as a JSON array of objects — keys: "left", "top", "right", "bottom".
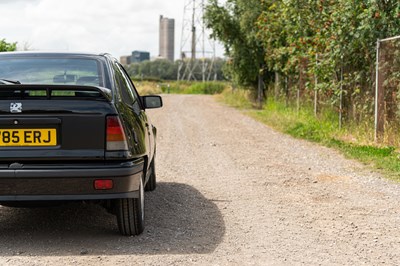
[{"left": 177, "top": 0, "right": 216, "bottom": 81}]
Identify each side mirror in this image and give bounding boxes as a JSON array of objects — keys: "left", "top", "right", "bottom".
[{"left": 142, "top": 95, "right": 163, "bottom": 109}]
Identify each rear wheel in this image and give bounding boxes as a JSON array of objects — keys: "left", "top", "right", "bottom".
[
  {"left": 145, "top": 157, "right": 156, "bottom": 191},
  {"left": 115, "top": 178, "right": 145, "bottom": 236}
]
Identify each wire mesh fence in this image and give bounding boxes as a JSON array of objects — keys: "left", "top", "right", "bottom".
[{"left": 375, "top": 36, "right": 400, "bottom": 145}]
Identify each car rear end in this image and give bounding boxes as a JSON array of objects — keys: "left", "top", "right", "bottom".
[
  {"left": 0, "top": 52, "right": 147, "bottom": 235},
  {"left": 0, "top": 84, "right": 143, "bottom": 201}
]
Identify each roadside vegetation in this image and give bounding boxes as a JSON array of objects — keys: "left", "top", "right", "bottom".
[
  {"left": 204, "top": 0, "right": 400, "bottom": 113},
  {"left": 218, "top": 88, "right": 400, "bottom": 181}
]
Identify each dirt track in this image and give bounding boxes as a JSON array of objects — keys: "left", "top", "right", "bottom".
[{"left": 1, "top": 94, "right": 400, "bottom": 265}]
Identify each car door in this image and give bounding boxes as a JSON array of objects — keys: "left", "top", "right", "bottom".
[
  {"left": 113, "top": 62, "right": 153, "bottom": 162},
  {"left": 119, "top": 65, "right": 155, "bottom": 161}
]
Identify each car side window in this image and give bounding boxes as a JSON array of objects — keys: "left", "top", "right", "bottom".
[
  {"left": 118, "top": 63, "right": 142, "bottom": 108},
  {"left": 113, "top": 63, "right": 141, "bottom": 112}
]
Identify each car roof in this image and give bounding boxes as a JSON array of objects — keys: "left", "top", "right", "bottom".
[{"left": 0, "top": 51, "right": 112, "bottom": 58}]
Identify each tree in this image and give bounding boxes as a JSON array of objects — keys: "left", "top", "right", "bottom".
[
  {"left": 0, "top": 39, "right": 17, "bottom": 52},
  {"left": 204, "top": 0, "right": 267, "bottom": 105}
]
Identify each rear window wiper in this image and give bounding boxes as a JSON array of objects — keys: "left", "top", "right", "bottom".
[{"left": 0, "top": 79, "right": 21, "bottom": 85}]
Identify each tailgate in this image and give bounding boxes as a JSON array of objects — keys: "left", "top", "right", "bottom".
[{"left": 0, "top": 85, "right": 115, "bottom": 162}]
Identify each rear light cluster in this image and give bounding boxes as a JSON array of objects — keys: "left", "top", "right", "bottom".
[
  {"left": 106, "top": 116, "right": 128, "bottom": 151},
  {"left": 94, "top": 179, "right": 114, "bottom": 190}
]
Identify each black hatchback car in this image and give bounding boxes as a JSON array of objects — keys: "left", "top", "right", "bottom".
[{"left": 0, "top": 52, "right": 162, "bottom": 236}]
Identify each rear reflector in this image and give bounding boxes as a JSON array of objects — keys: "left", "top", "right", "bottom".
[
  {"left": 94, "top": 179, "right": 114, "bottom": 190},
  {"left": 106, "top": 116, "right": 128, "bottom": 151}
]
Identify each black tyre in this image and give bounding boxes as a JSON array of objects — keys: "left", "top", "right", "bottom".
[
  {"left": 145, "top": 158, "right": 156, "bottom": 191},
  {"left": 115, "top": 178, "right": 145, "bottom": 236}
]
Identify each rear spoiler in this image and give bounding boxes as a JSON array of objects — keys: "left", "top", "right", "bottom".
[{"left": 0, "top": 84, "right": 112, "bottom": 101}]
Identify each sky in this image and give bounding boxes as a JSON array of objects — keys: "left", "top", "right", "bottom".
[{"left": 0, "top": 0, "right": 224, "bottom": 60}]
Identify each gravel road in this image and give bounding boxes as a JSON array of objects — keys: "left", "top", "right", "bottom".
[{"left": 1, "top": 94, "right": 400, "bottom": 265}]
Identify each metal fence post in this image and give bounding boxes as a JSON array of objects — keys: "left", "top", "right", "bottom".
[
  {"left": 339, "top": 57, "right": 343, "bottom": 130},
  {"left": 375, "top": 39, "right": 384, "bottom": 143},
  {"left": 314, "top": 54, "right": 318, "bottom": 117}
]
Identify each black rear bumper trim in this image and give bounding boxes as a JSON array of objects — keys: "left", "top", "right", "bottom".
[{"left": 14, "top": 165, "right": 141, "bottom": 178}]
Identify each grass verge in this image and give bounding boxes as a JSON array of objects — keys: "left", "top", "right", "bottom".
[{"left": 219, "top": 89, "right": 400, "bottom": 181}]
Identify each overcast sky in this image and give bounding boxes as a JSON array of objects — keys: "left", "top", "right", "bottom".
[{"left": 0, "top": 0, "right": 224, "bottom": 60}]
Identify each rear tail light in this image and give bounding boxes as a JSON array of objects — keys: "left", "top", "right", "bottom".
[
  {"left": 106, "top": 116, "right": 128, "bottom": 151},
  {"left": 94, "top": 179, "right": 114, "bottom": 190}
]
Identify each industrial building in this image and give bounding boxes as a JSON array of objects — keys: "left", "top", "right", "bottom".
[
  {"left": 131, "top": 51, "right": 150, "bottom": 63},
  {"left": 159, "top": 15, "right": 175, "bottom": 61},
  {"left": 120, "top": 51, "right": 150, "bottom": 65},
  {"left": 120, "top": 55, "right": 131, "bottom": 65}
]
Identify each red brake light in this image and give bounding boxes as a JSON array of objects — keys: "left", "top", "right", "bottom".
[
  {"left": 94, "top": 179, "right": 114, "bottom": 190},
  {"left": 106, "top": 116, "right": 128, "bottom": 151}
]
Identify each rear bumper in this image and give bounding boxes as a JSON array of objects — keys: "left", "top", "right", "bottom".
[{"left": 0, "top": 159, "right": 144, "bottom": 201}]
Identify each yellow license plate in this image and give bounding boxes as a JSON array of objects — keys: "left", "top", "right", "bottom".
[{"left": 0, "top": 129, "right": 57, "bottom": 147}]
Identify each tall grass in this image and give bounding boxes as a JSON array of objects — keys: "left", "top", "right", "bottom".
[
  {"left": 248, "top": 98, "right": 340, "bottom": 143},
  {"left": 134, "top": 81, "right": 163, "bottom": 95},
  {"left": 216, "top": 88, "right": 253, "bottom": 109}
]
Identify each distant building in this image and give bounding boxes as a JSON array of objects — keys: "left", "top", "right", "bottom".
[
  {"left": 131, "top": 50, "right": 150, "bottom": 63},
  {"left": 159, "top": 15, "right": 175, "bottom": 61},
  {"left": 120, "top": 55, "right": 131, "bottom": 65},
  {"left": 119, "top": 51, "right": 150, "bottom": 65}
]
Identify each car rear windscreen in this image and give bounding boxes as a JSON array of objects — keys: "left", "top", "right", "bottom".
[{"left": 0, "top": 57, "right": 103, "bottom": 86}]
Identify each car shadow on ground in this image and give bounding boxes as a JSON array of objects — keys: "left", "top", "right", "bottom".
[{"left": 0, "top": 182, "right": 225, "bottom": 256}]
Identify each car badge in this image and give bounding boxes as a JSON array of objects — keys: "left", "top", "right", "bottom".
[{"left": 10, "top": 103, "right": 22, "bottom": 113}]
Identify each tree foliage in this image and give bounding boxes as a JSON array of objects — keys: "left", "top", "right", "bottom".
[
  {"left": 206, "top": 0, "right": 400, "bottom": 117},
  {"left": 0, "top": 39, "right": 17, "bottom": 52},
  {"left": 257, "top": 0, "right": 399, "bottom": 79},
  {"left": 204, "top": 0, "right": 267, "bottom": 89}
]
